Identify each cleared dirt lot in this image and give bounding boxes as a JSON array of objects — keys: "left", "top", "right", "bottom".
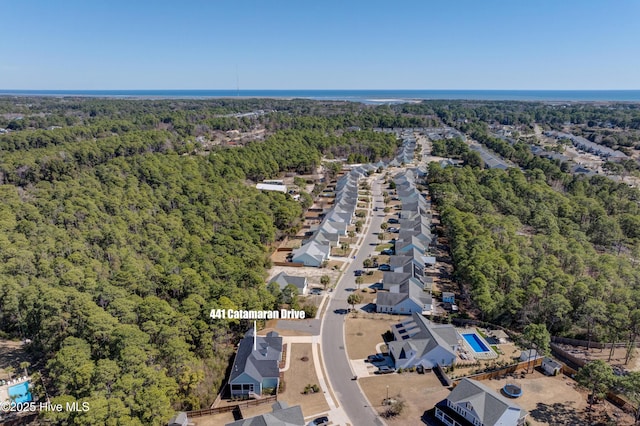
[
  {"left": 556, "top": 343, "right": 640, "bottom": 373},
  {"left": 0, "top": 339, "right": 30, "bottom": 379},
  {"left": 279, "top": 344, "right": 330, "bottom": 418},
  {"left": 359, "top": 371, "right": 449, "bottom": 426},
  {"left": 484, "top": 370, "right": 634, "bottom": 425},
  {"left": 345, "top": 315, "right": 400, "bottom": 360}
]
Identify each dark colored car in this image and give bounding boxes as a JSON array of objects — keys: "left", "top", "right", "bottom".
[
  {"left": 312, "top": 416, "right": 329, "bottom": 425},
  {"left": 367, "top": 354, "right": 385, "bottom": 363},
  {"left": 354, "top": 269, "right": 364, "bottom": 276},
  {"left": 381, "top": 248, "right": 395, "bottom": 256},
  {"left": 388, "top": 218, "right": 399, "bottom": 224},
  {"left": 377, "top": 366, "right": 395, "bottom": 374},
  {"left": 309, "top": 288, "right": 322, "bottom": 295},
  {"left": 378, "top": 264, "right": 391, "bottom": 271}
]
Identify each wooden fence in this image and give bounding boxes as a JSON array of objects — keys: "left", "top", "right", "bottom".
[
  {"left": 272, "top": 262, "right": 304, "bottom": 267},
  {"left": 450, "top": 358, "right": 543, "bottom": 384},
  {"left": 187, "top": 395, "right": 278, "bottom": 418}
]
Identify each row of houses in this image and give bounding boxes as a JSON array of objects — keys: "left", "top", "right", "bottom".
[
  {"left": 376, "top": 169, "right": 437, "bottom": 315},
  {"left": 291, "top": 164, "right": 382, "bottom": 267},
  {"left": 545, "top": 130, "right": 627, "bottom": 161}
]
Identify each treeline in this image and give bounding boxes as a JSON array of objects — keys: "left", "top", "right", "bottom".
[
  {"left": 428, "top": 164, "right": 640, "bottom": 350},
  {"left": 430, "top": 136, "right": 484, "bottom": 168}
]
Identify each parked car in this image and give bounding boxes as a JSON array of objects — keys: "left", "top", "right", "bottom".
[
  {"left": 354, "top": 270, "right": 364, "bottom": 276},
  {"left": 367, "top": 354, "right": 385, "bottom": 363},
  {"left": 381, "top": 248, "right": 395, "bottom": 256},
  {"left": 388, "top": 218, "right": 399, "bottom": 224},
  {"left": 388, "top": 227, "right": 399, "bottom": 233},
  {"left": 309, "top": 288, "right": 322, "bottom": 295},
  {"left": 311, "top": 416, "right": 329, "bottom": 425},
  {"left": 378, "top": 264, "right": 391, "bottom": 271},
  {"left": 377, "top": 366, "right": 395, "bottom": 374}
]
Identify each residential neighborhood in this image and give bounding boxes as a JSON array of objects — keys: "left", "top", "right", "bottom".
[{"left": 182, "top": 127, "right": 639, "bottom": 426}]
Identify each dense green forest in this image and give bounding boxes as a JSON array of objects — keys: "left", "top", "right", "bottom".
[
  {"left": 0, "top": 97, "right": 402, "bottom": 424},
  {"left": 427, "top": 162, "right": 640, "bottom": 350}
]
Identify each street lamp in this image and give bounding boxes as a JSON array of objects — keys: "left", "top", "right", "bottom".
[{"left": 386, "top": 385, "right": 389, "bottom": 402}]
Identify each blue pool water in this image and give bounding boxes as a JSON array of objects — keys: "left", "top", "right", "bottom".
[
  {"left": 8, "top": 381, "right": 32, "bottom": 403},
  {"left": 463, "top": 333, "right": 490, "bottom": 353}
]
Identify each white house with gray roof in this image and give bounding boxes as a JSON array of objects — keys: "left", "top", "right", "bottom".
[
  {"left": 388, "top": 312, "right": 459, "bottom": 369},
  {"left": 435, "top": 378, "right": 527, "bottom": 426},
  {"left": 291, "top": 241, "right": 330, "bottom": 267},
  {"left": 228, "top": 330, "right": 282, "bottom": 397},
  {"left": 269, "top": 272, "right": 308, "bottom": 295},
  {"left": 377, "top": 276, "right": 432, "bottom": 315}
]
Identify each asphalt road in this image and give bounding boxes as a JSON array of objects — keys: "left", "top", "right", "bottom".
[{"left": 321, "top": 176, "right": 388, "bottom": 426}]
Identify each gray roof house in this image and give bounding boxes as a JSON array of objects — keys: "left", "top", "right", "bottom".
[
  {"left": 269, "top": 272, "right": 308, "bottom": 295},
  {"left": 291, "top": 241, "right": 330, "bottom": 267},
  {"left": 389, "top": 255, "right": 414, "bottom": 273},
  {"left": 228, "top": 330, "right": 283, "bottom": 397},
  {"left": 435, "top": 378, "right": 527, "bottom": 426},
  {"left": 388, "top": 312, "right": 459, "bottom": 369},
  {"left": 395, "top": 237, "right": 426, "bottom": 255},
  {"left": 376, "top": 277, "right": 432, "bottom": 315},
  {"left": 225, "top": 401, "right": 304, "bottom": 426},
  {"left": 382, "top": 271, "right": 413, "bottom": 291}
]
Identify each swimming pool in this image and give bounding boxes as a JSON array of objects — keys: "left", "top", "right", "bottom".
[
  {"left": 462, "top": 333, "right": 490, "bottom": 353},
  {"left": 8, "top": 381, "right": 32, "bottom": 404}
]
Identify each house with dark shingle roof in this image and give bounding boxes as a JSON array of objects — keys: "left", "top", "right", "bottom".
[
  {"left": 225, "top": 401, "right": 305, "bottom": 426},
  {"left": 435, "top": 378, "right": 527, "bottom": 426},
  {"left": 388, "top": 312, "right": 458, "bottom": 369},
  {"left": 228, "top": 329, "right": 282, "bottom": 397}
]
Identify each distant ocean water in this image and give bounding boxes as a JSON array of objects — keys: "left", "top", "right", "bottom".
[{"left": 1, "top": 89, "right": 640, "bottom": 102}]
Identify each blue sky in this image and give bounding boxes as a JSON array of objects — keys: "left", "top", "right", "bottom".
[{"left": 1, "top": 0, "right": 639, "bottom": 90}]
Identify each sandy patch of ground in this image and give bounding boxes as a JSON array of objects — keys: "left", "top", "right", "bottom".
[
  {"left": 191, "top": 411, "right": 237, "bottom": 425},
  {"left": 345, "top": 316, "right": 400, "bottom": 360},
  {"left": 484, "top": 370, "right": 634, "bottom": 426},
  {"left": 279, "top": 344, "right": 330, "bottom": 418},
  {"left": 556, "top": 343, "right": 640, "bottom": 373},
  {"left": 0, "top": 339, "right": 30, "bottom": 379},
  {"left": 359, "top": 371, "right": 449, "bottom": 426}
]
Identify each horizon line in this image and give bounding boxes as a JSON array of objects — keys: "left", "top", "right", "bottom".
[{"left": 2, "top": 88, "right": 640, "bottom": 92}]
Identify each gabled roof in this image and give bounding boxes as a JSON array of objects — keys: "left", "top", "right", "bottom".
[
  {"left": 446, "top": 378, "right": 527, "bottom": 425},
  {"left": 225, "top": 402, "right": 305, "bottom": 426},
  {"left": 395, "top": 237, "right": 426, "bottom": 254},
  {"left": 389, "top": 255, "right": 413, "bottom": 270},
  {"left": 398, "top": 229, "right": 432, "bottom": 246},
  {"left": 393, "top": 312, "right": 458, "bottom": 348},
  {"left": 229, "top": 330, "right": 282, "bottom": 384},
  {"left": 377, "top": 291, "right": 408, "bottom": 306},
  {"left": 269, "top": 272, "right": 307, "bottom": 292},
  {"left": 291, "top": 241, "right": 330, "bottom": 264},
  {"left": 390, "top": 313, "right": 457, "bottom": 359},
  {"left": 383, "top": 271, "right": 413, "bottom": 286}
]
